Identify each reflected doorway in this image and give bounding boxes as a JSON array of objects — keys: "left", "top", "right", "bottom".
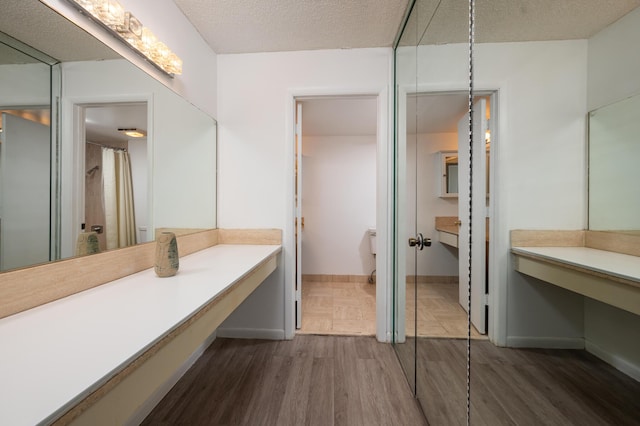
[
  {"left": 80, "top": 102, "right": 149, "bottom": 254},
  {"left": 403, "top": 92, "right": 493, "bottom": 341}
]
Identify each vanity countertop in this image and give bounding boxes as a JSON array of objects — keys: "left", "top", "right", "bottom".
[
  {"left": 0, "top": 244, "right": 281, "bottom": 426},
  {"left": 512, "top": 246, "right": 640, "bottom": 285},
  {"left": 512, "top": 245, "right": 640, "bottom": 317}
]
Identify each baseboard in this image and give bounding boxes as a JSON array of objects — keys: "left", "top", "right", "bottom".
[
  {"left": 302, "top": 274, "right": 370, "bottom": 283},
  {"left": 585, "top": 341, "right": 640, "bottom": 382},
  {"left": 506, "top": 336, "right": 585, "bottom": 349},
  {"left": 216, "top": 327, "right": 285, "bottom": 340},
  {"left": 405, "top": 275, "right": 459, "bottom": 284},
  {"left": 124, "top": 331, "right": 218, "bottom": 426}
]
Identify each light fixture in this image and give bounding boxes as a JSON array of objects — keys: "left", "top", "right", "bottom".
[
  {"left": 65, "top": 0, "right": 182, "bottom": 76},
  {"left": 118, "top": 128, "right": 146, "bottom": 138}
]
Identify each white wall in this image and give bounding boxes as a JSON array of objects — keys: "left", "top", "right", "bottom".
[
  {"left": 481, "top": 41, "right": 588, "bottom": 346},
  {"left": 301, "top": 135, "right": 376, "bottom": 276},
  {"left": 60, "top": 59, "right": 217, "bottom": 257},
  {"left": 41, "top": 0, "right": 217, "bottom": 117},
  {"left": 587, "top": 7, "right": 640, "bottom": 111},
  {"left": 585, "top": 8, "right": 640, "bottom": 380},
  {"left": 216, "top": 48, "right": 392, "bottom": 340},
  {"left": 405, "top": 132, "right": 459, "bottom": 277}
]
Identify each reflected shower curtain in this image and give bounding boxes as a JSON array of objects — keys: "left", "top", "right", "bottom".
[{"left": 102, "top": 147, "right": 137, "bottom": 249}]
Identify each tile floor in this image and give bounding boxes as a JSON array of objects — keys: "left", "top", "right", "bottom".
[
  {"left": 405, "top": 282, "right": 485, "bottom": 339},
  {"left": 298, "top": 280, "right": 377, "bottom": 336},
  {"left": 298, "top": 280, "right": 487, "bottom": 339}
]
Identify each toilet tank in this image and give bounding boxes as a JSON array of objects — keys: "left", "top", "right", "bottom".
[{"left": 368, "top": 228, "right": 377, "bottom": 255}]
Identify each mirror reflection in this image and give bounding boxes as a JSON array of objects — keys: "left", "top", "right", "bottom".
[
  {"left": 395, "top": 0, "right": 640, "bottom": 424},
  {"left": 588, "top": 92, "right": 640, "bottom": 232},
  {"left": 0, "top": 34, "right": 54, "bottom": 271},
  {"left": 441, "top": 152, "right": 459, "bottom": 195},
  {"left": 83, "top": 103, "right": 148, "bottom": 253},
  {"left": 0, "top": 0, "right": 217, "bottom": 272}
]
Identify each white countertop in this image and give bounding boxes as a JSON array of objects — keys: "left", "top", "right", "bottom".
[
  {"left": 0, "top": 244, "right": 280, "bottom": 426},
  {"left": 512, "top": 246, "right": 640, "bottom": 284}
]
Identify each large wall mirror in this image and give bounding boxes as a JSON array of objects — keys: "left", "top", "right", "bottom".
[
  {"left": 588, "top": 92, "right": 640, "bottom": 232},
  {"left": 0, "top": 0, "right": 217, "bottom": 272}
]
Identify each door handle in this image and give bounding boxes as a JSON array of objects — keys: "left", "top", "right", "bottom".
[{"left": 408, "top": 233, "right": 431, "bottom": 250}]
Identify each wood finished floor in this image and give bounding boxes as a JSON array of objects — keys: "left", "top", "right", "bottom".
[
  {"left": 396, "top": 338, "right": 640, "bottom": 425},
  {"left": 142, "top": 335, "right": 427, "bottom": 426}
]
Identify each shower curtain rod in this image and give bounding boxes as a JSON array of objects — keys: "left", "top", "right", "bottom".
[{"left": 86, "top": 140, "right": 127, "bottom": 151}]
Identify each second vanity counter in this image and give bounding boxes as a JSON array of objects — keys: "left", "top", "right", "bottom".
[
  {"left": 0, "top": 243, "right": 281, "bottom": 426},
  {"left": 511, "top": 230, "right": 640, "bottom": 317}
]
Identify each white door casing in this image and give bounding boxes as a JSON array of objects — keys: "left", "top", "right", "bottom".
[
  {"left": 295, "top": 102, "right": 303, "bottom": 329},
  {"left": 457, "top": 98, "right": 488, "bottom": 334}
]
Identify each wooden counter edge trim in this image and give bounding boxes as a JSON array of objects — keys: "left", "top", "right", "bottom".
[
  {"left": 53, "top": 249, "right": 280, "bottom": 425},
  {"left": 511, "top": 249, "right": 640, "bottom": 289},
  {"left": 510, "top": 230, "right": 585, "bottom": 247},
  {"left": 0, "top": 228, "right": 283, "bottom": 320},
  {"left": 513, "top": 253, "right": 640, "bottom": 317}
]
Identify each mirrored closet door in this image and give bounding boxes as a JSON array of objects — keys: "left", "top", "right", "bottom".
[{"left": 394, "top": 1, "right": 640, "bottom": 425}]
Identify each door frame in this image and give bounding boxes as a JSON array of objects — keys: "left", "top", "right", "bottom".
[
  {"left": 395, "top": 84, "right": 505, "bottom": 345},
  {"left": 284, "top": 86, "right": 391, "bottom": 341},
  {"left": 61, "top": 94, "right": 154, "bottom": 259}
]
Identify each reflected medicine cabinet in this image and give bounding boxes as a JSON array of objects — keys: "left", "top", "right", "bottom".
[
  {"left": 439, "top": 150, "right": 459, "bottom": 197},
  {"left": 438, "top": 149, "right": 490, "bottom": 198}
]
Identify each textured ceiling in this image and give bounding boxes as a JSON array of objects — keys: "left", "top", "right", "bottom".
[
  {"left": 401, "top": 0, "right": 640, "bottom": 46},
  {"left": 175, "top": 0, "right": 640, "bottom": 54},
  {"left": 173, "top": 0, "right": 411, "bottom": 54}
]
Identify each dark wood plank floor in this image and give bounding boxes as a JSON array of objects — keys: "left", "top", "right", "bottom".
[
  {"left": 142, "top": 335, "right": 428, "bottom": 426},
  {"left": 414, "top": 338, "right": 640, "bottom": 426}
]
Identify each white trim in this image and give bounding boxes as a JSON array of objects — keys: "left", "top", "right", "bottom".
[
  {"left": 506, "top": 336, "right": 585, "bottom": 349},
  {"left": 394, "top": 85, "right": 409, "bottom": 344},
  {"left": 284, "top": 84, "right": 391, "bottom": 342},
  {"left": 125, "top": 331, "right": 218, "bottom": 426},
  {"left": 585, "top": 340, "right": 640, "bottom": 382},
  {"left": 217, "top": 327, "right": 286, "bottom": 340}
]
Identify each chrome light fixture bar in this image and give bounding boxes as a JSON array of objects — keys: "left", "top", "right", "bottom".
[{"left": 64, "top": 0, "right": 183, "bottom": 76}]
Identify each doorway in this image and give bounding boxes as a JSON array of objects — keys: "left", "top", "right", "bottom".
[
  {"left": 402, "top": 91, "right": 494, "bottom": 341},
  {"left": 78, "top": 102, "right": 149, "bottom": 254},
  {"left": 294, "top": 96, "right": 378, "bottom": 336}
]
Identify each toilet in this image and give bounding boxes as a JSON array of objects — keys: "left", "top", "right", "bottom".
[
  {"left": 368, "top": 228, "right": 376, "bottom": 255},
  {"left": 367, "top": 228, "right": 376, "bottom": 283}
]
